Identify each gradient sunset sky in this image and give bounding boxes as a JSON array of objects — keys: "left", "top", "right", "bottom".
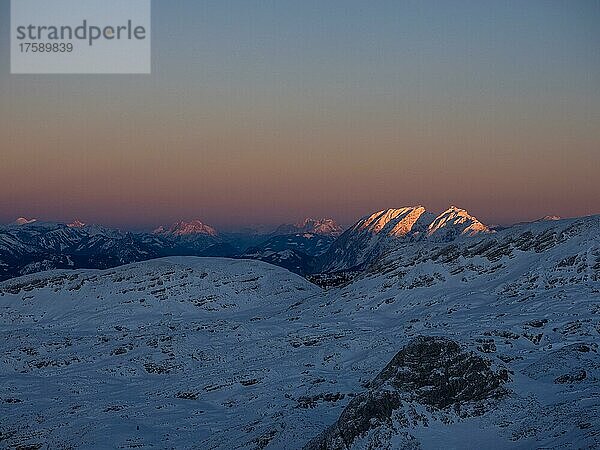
[{"left": 1, "top": 0, "right": 599, "bottom": 229}]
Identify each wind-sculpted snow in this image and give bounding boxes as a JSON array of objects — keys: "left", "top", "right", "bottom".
[{"left": 1, "top": 215, "right": 599, "bottom": 449}]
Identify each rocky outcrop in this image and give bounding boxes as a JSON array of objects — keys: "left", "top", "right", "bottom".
[{"left": 305, "top": 336, "right": 509, "bottom": 450}]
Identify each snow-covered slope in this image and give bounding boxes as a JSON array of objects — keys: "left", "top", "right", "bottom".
[
  {"left": 239, "top": 218, "right": 344, "bottom": 274},
  {"left": 1, "top": 216, "right": 598, "bottom": 449},
  {"left": 318, "top": 205, "right": 490, "bottom": 272},
  {"left": 243, "top": 232, "right": 336, "bottom": 274},
  {"left": 0, "top": 217, "right": 340, "bottom": 281},
  {"left": 0, "top": 258, "right": 323, "bottom": 449},
  {"left": 426, "top": 205, "right": 490, "bottom": 239},
  {"left": 308, "top": 214, "right": 599, "bottom": 449},
  {"left": 151, "top": 220, "right": 221, "bottom": 254},
  {"left": 0, "top": 221, "right": 223, "bottom": 281},
  {"left": 0, "top": 222, "right": 161, "bottom": 281}
]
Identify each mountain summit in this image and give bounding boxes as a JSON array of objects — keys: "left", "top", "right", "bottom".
[
  {"left": 355, "top": 206, "right": 433, "bottom": 237},
  {"left": 296, "top": 218, "right": 343, "bottom": 236},
  {"left": 274, "top": 218, "right": 343, "bottom": 237},
  {"left": 154, "top": 220, "right": 218, "bottom": 237},
  {"left": 318, "top": 205, "right": 490, "bottom": 271},
  {"left": 426, "top": 206, "right": 490, "bottom": 239},
  {"left": 67, "top": 219, "right": 86, "bottom": 228},
  {"left": 13, "top": 217, "right": 37, "bottom": 226}
]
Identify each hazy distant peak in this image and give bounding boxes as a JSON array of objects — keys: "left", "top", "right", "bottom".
[
  {"left": 13, "top": 217, "right": 37, "bottom": 226},
  {"left": 154, "top": 220, "right": 218, "bottom": 237},
  {"left": 68, "top": 219, "right": 86, "bottom": 228},
  {"left": 274, "top": 218, "right": 343, "bottom": 236},
  {"left": 297, "top": 218, "right": 343, "bottom": 236},
  {"left": 539, "top": 215, "right": 562, "bottom": 222}
]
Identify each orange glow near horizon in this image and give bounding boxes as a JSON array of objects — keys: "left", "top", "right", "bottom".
[{"left": 0, "top": 2, "right": 598, "bottom": 229}]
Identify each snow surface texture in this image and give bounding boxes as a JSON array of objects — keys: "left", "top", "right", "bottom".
[{"left": 1, "top": 215, "right": 599, "bottom": 449}]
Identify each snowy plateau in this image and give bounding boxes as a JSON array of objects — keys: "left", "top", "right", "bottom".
[{"left": 0, "top": 213, "right": 599, "bottom": 449}]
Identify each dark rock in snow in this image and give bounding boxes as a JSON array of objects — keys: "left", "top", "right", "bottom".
[{"left": 305, "top": 336, "right": 509, "bottom": 450}]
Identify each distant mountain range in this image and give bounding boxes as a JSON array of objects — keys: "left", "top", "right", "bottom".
[
  {"left": 0, "top": 207, "right": 588, "bottom": 281},
  {"left": 0, "top": 216, "right": 342, "bottom": 281}
]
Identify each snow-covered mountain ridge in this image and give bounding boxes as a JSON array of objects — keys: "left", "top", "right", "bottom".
[
  {"left": 318, "top": 205, "right": 491, "bottom": 272},
  {"left": 0, "top": 216, "right": 345, "bottom": 280},
  {"left": 273, "top": 218, "right": 344, "bottom": 237},
  {"left": 1, "top": 214, "right": 598, "bottom": 448},
  {"left": 242, "top": 232, "right": 335, "bottom": 274},
  {"left": 0, "top": 210, "right": 593, "bottom": 281},
  {"left": 153, "top": 220, "right": 219, "bottom": 237}
]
